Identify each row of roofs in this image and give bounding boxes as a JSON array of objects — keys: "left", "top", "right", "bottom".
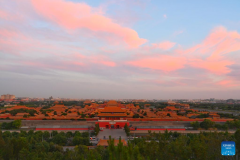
[{"left": 0, "top": 100, "right": 223, "bottom": 120}]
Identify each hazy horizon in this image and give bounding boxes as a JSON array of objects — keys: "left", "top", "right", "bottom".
[{"left": 1, "top": 0, "right": 240, "bottom": 99}]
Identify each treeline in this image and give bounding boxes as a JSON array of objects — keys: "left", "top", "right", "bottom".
[
  {"left": 218, "top": 113, "right": 240, "bottom": 119},
  {"left": 16, "top": 101, "right": 86, "bottom": 108},
  {"left": 17, "top": 101, "right": 50, "bottom": 107},
  {"left": 3, "top": 109, "right": 38, "bottom": 116},
  {"left": 134, "top": 102, "right": 168, "bottom": 109},
  {"left": 1, "top": 129, "right": 240, "bottom": 159},
  {"left": 191, "top": 119, "right": 240, "bottom": 130},
  {"left": 1, "top": 120, "right": 22, "bottom": 130},
  {"left": 0, "top": 129, "right": 91, "bottom": 160},
  {"left": 191, "top": 103, "right": 240, "bottom": 111}
]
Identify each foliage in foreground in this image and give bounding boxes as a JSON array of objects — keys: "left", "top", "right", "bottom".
[
  {"left": 191, "top": 119, "right": 240, "bottom": 130},
  {"left": 1, "top": 129, "right": 240, "bottom": 160}
]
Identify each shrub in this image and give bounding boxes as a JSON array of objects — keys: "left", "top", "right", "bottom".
[
  {"left": 191, "top": 121, "right": 200, "bottom": 129},
  {"left": 200, "top": 119, "right": 215, "bottom": 130}
]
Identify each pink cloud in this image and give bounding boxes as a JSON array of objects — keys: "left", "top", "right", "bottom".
[
  {"left": 0, "top": 26, "right": 116, "bottom": 68},
  {"left": 127, "top": 55, "right": 186, "bottom": 72},
  {"left": 20, "top": 53, "right": 116, "bottom": 71},
  {"left": 31, "top": 0, "right": 147, "bottom": 48},
  {"left": 126, "top": 26, "right": 240, "bottom": 85},
  {"left": 0, "top": 29, "right": 19, "bottom": 38},
  {"left": 185, "top": 27, "right": 240, "bottom": 74},
  {"left": 89, "top": 55, "right": 116, "bottom": 67},
  {"left": 0, "top": 29, "right": 30, "bottom": 55},
  {"left": 142, "top": 41, "right": 176, "bottom": 51},
  {"left": 22, "top": 61, "right": 78, "bottom": 70},
  {"left": 0, "top": 10, "right": 7, "bottom": 19},
  {"left": 0, "top": 1, "right": 31, "bottom": 22},
  {"left": 185, "top": 27, "right": 240, "bottom": 58},
  {"left": 60, "top": 53, "right": 116, "bottom": 68},
  {"left": 199, "top": 27, "right": 240, "bottom": 60},
  {"left": 217, "top": 80, "right": 239, "bottom": 87},
  {"left": 189, "top": 58, "right": 233, "bottom": 74},
  {"left": 97, "top": 60, "right": 116, "bottom": 67},
  {"left": 152, "top": 41, "right": 176, "bottom": 50}
]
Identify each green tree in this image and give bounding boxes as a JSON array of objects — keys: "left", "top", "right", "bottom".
[
  {"left": 19, "top": 131, "right": 27, "bottom": 137},
  {"left": 28, "top": 110, "right": 37, "bottom": 116},
  {"left": 52, "top": 131, "right": 58, "bottom": 136},
  {"left": 73, "top": 136, "right": 83, "bottom": 145},
  {"left": 12, "top": 120, "right": 22, "bottom": 129},
  {"left": 19, "top": 148, "right": 30, "bottom": 160},
  {"left": 1, "top": 139, "right": 14, "bottom": 160},
  {"left": 143, "top": 112, "right": 147, "bottom": 116},
  {"left": 81, "top": 113, "right": 86, "bottom": 118},
  {"left": 75, "top": 145, "right": 88, "bottom": 159},
  {"left": 74, "top": 131, "right": 81, "bottom": 137},
  {"left": 107, "top": 136, "right": 115, "bottom": 159},
  {"left": 133, "top": 145, "right": 140, "bottom": 160},
  {"left": 191, "top": 121, "right": 200, "bottom": 129},
  {"left": 124, "top": 123, "right": 130, "bottom": 136},
  {"left": 235, "top": 129, "right": 240, "bottom": 154},
  {"left": 133, "top": 114, "right": 139, "bottom": 118},
  {"left": 28, "top": 130, "right": 34, "bottom": 136},
  {"left": 62, "top": 113, "right": 67, "bottom": 116},
  {"left": 1, "top": 122, "right": 12, "bottom": 129},
  {"left": 52, "top": 134, "right": 67, "bottom": 145},
  {"left": 200, "top": 119, "right": 215, "bottom": 129},
  {"left": 197, "top": 114, "right": 209, "bottom": 118},
  {"left": 43, "top": 131, "right": 50, "bottom": 139},
  {"left": 66, "top": 131, "right": 73, "bottom": 138},
  {"left": 222, "top": 124, "right": 229, "bottom": 131},
  {"left": 11, "top": 137, "right": 28, "bottom": 159},
  {"left": 82, "top": 132, "right": 89, "bottom": 138},
  {"left": 0, "top": 130, "right": 5, "bottom": 157},
  {"left": 117, "top": 137, "right": 123, "bottom": 159},
  {"left": 95, "top": 123, "right": 100, "bottom": 135}
]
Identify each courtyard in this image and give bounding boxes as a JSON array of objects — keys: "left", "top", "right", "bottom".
[{"left": 97, "top": 128, "right": 127, "bottom": 141}]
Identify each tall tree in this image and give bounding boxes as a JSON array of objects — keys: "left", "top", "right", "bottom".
[
  {"left": 95, "top": 123, "right": 100, "bottom": 135},
  {"left": 12, "top": 120, "right": 22, "bottom": 129}
]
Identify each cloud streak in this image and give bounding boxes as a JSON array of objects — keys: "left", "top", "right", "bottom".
[
  {"left": 31, "top": 0, "right": 147, "bottom": 48},
  {"left": 126, "top": 26, "right": 240, "bottom": 87}
]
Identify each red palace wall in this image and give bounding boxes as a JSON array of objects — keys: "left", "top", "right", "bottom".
[
  {"left": 126, "top": 118, "right": 233, "bottom": 122},
  {"left": 99, "top": 117, "right": 126, "bottom": 120},
  {"left": 136, "top": 128, "right": 186, "bottom": 131},
  {"left": 96, "top": 122, "right": 129, "bottom": 128},
  {"left": 36, "top": 128, "right": 89, "bottom": 131}
]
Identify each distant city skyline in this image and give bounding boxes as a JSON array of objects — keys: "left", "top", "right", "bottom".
[
  {"left": 0, "top": 0, "right": 240, "bottom": 99},
  {"left": 1, "top": 94, "right": 239, "bottom": 101}
]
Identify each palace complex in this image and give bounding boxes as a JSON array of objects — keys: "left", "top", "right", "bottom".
[{"left": 0, "top": 100, "right": 229, "bottom": 124}]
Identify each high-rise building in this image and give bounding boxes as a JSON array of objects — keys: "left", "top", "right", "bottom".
[{"left": 1, "top": 94, "right": 15, "bottom": 99}]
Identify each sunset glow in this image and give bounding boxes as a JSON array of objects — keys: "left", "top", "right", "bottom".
[{"left": 0, "top": 0, "right": 240, "bottom": 98}]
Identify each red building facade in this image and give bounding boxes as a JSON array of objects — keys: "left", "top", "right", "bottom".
[{"left": 96, "top": 122, "right": 129, "bottom": 129}]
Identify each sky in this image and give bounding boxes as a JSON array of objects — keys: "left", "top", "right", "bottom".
[{"left": 0, "top": 0, "right": 240, "bottom": 99}]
